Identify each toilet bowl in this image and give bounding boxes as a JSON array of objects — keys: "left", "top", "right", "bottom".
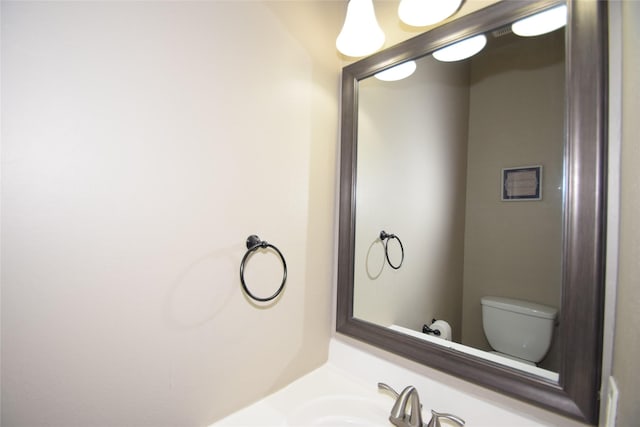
[{"left": 481, "top": 296, "right": 557, "bottom": 365}]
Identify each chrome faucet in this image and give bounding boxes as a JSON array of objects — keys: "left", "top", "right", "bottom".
[
  {"left": 378, "top": 383, "right": 424, "bottom": 427},
  {"left": 378, "top": 383, "right": 465, "bottom": 427}
]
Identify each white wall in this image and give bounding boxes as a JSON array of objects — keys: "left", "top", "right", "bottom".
[
  {"left": 353, "top": 58, "right": 470, "bottom": 340},
  {"left": 0, "top": 1, "right": 342, "bottom": 425},
  {"left": 612, "top": 0, "right": 640, "bottom": 424}
]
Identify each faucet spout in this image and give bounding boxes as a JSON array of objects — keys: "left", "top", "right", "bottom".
[{"left": 388, "top": 386, "right": 424, "bottom": 427}]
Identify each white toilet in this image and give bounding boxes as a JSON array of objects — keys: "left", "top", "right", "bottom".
[{"left": 481, "top": 296, "right": 557, "bottom": 366}]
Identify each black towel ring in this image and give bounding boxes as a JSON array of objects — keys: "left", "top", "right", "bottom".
[
  {"left": 379, "top": 230, "right": 404, "bottom": 270},
  {"left": 240, "top": 235, "right": 287, "bottom": 302}
]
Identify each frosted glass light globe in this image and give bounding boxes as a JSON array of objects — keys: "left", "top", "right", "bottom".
[
  {"left": 512, "top": 5, "right": 567, "bottom": 37},
  {"left": 336, "top": 0, "right": 385, "bottom": 57},
  {"left": 432, "top": 34, "right": 487, "bottom": 62},
  {"left": 398, "top": 0, "right": 462, "bottom": 27},
  {"left": 374, "top": 61, "right": 417, "bottom": 81}
]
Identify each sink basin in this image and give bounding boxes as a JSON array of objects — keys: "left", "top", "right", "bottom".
[{"left": 286, "top": 395, "right": 390, "bottom": 426}]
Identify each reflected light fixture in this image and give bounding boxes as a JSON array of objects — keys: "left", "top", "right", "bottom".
[
  {"left": 374, "top": 60, "right": 417, "bottom": 81},
  {"left": 512, "top": 4, "right": 567, "bottom": 37},
  {"left": 432, "top": 34, "right": 487, "bottom": 62},
  {"left": 398, "top": 0, "right": 463, "bottom": 27},
  {"left": 336, "top": 0, "right": 385, "bottom": 57}
]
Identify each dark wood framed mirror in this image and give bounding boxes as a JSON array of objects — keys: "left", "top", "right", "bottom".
[{"left": 336, "top": 0, "right": 607, "bottom": 424}]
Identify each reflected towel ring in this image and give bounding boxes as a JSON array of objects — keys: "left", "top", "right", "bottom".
[
  {"left": 240, "top": 235, "right": 287, "bottom": 302},
  {"left": 379, "top": 230, "right": 404, "bottom": 270}
]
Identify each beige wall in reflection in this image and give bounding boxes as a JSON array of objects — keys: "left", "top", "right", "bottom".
[
  {"left": 461, "top": 30, "right": 565, "bottom": 372},
  {"left": 354, "top": 58, "right": 470, "bottom": 341}
]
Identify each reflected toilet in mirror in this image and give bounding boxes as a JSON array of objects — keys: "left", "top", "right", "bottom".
[{"left": 480, "top": 296, "right": 557, "bottom": 366}]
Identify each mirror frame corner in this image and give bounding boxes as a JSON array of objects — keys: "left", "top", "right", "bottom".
[{"left": 336, "top": 0, "right": 608, "bottom": 424}]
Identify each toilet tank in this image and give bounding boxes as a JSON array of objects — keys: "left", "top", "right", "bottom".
[{"left": 481, "top": 296, "right": 557, "bottom": 363}]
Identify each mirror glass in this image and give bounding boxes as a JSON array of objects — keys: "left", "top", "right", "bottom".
[{"left": 353, "top": 22, "right": 565, "bottom": 380}]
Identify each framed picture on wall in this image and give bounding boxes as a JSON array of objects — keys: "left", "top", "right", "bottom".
[{"left": 501, "top": 165, "right": 542, "bottom": 201}]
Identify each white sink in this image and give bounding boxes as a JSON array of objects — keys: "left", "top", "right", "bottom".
[
  {"left": 286, "top": 395, "right": 390, "bottom": 426},
  {"left": 213, "top": 339, "right": 585, "bottom": 427}
]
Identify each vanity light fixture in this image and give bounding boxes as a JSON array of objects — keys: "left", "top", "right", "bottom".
[
  {"left": 336, "top": 0, "right": 385, "bottom": 57},
  {"left": 432, "top": 34, "right": 487, "bottom": 62},
  {"left": 374, "top": 60, "right": 417, "bottom": 81},
  {"left": 511, "top": 4, "right": 567, "bottom": 37},
  {"left": 398, "top": 0, "right": 462, "bottom": 27}
]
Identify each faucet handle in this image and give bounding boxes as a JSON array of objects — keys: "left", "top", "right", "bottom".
[
  {"left": 378, "top": 382, "right": 400, "bottom": 399},
  {"left": 426, "top": 409, "right": 465, "bottom": 427},
  {"left": 378, "top": 383, "right": 423, "bottom": 408}
]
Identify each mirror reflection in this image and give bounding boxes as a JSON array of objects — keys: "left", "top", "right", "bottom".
[{"left": 353, "top": 23, "right": 565, "bottom": 379}]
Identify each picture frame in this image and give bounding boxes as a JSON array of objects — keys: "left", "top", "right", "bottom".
[{"left": 501, "top": 165, "right": 542, "bottom": 201}]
